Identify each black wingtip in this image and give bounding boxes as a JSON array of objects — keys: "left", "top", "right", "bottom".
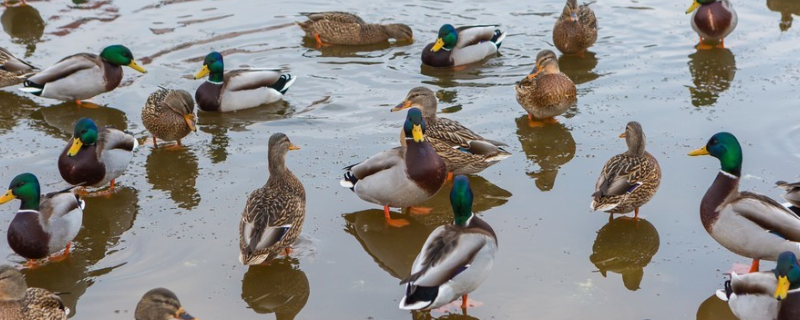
[
  {"left": 270, "top": 74, "right": 295, "bottom": 94},
  {"left": 343, "top": 171, "right": 358, "bottom": 191},
  {"left": 491, "top": 29, "right": 504, "bottom": 49}
]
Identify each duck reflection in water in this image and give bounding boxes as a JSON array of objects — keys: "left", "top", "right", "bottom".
[
  {"left": 1, "top": 4, "right": 43, "bottom": 55},
  {"left": 0, "top": 90, "right": 38, "bottom": 134},
  {"left": 411, "top": 309, "right": 481, "bottom": 320},
  {"left": 146, "top": 146, "right": 201, "bottom": 209},
  {"left": 767, "top": 0, "right": 800, "bottom": 31},
  {"left": 696, "top": 294, "right": 738, "bottom": 320},
  {"left": 32, "top": 102, "right": 129, "bottom": 139},
  {"left": 514, "top": 116, "right": 575, "bottom": 191},
  {"left": 241, "top": 257, "right": 309, "bottom": 320},
  {"left": 198, "top": 101, "right": 292, "bottom": 163},
  {"left": 687, "top": 48, "right": 736, "bottom": 107},
  {"left": 19, "top": 186, "right": 139, "bottom": 315},
  {"left": 557, "top": 50, "right": 601, "bottom": 85},
  {"left": 589, "top": 216, "right": 659, "bottom": 291}
]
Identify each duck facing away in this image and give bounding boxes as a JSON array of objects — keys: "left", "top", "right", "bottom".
[
  {"left": 193, "top": 51, "right": 296, "bottom": 112},
  {"left": 515, "top": 50, "right": 577, "bottom": 127},
  {"left": 716, "top": 251, "right": 800, "bottom": 320},
  {"left": 553, "top": 0, "right": 598, "bottom": 54},
  {"left": 297, "top": 12, "right": 413, "bottom": 46},
  {"left": 686, "top": 0, "right": 738, "bottom": 49},
  {"left": 591, "top": 121, "right": 661, "bottom": 219},
  {"left": 58, "top": 117, "right": 138, "bottom": 192},
  {"left": 399, "top": 175, "right": 498, "bottom": 311},
  {"left": 142, "top": 88, "right": 196, "bottom": 149},
  {"left": 689, "top": 132, "right": 800, "bottom": 272},
  {"left": 776, "top": 180, "right": 800, "bottom": 208},
  {"left": 391, "top": 86, "right": 511, "bottom": 177},
  {"left": 0, "top": 173, "right": 84, "bottom": 267},
  {"left": 135, "top": 288, "right": 196, "bottom": 320},
  {"left": 239, "top": 133, "right": 306, "bottom": 265},
  {"left": 19, "top": 45, "right": 146, "bottom": 106},
  {"left": 0, "top": 46, "right": 37, "bottom": 88},
  {"left": 341, "top": 108, "right": 447, "bottom": 227},
  {"left": 422, "top": 24, "right": 506, "bottom": 68},
  {"left": 0, "top": 265, "right": 70, "bottom": 320}
]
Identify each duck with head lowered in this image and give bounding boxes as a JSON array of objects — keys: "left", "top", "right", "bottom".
[
  {"left": 689, "top": 132, "right": 800, "bottom": 272},
  {"left": 686, "top": 0, "right": 737, "bottom": 50},
  {"left": 19, "top": 45, "right": 146, "bottom": 106},
  {"left": 193, "top": 51, "right": 296, "bottom": 112},
  {"left": 296, "top": 12, "right": 413, "bottom": 46},
  {"left": 422, "top": 24, "right": 506, "bottom": 68},
  {"left": 341, "top": 108, "right": 447, "bottom": 227}
]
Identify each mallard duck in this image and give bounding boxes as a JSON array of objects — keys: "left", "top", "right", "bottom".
[
  {"left": 515, "top": 50, "right": 577, "bottom": 126},
  {"left": 0, "top": 265, "right": 69, "bottom": 320},
  {"left": 239, "top": 133, "right": 305, "bottom": 265},
  {"left": 19, "top": 45, "right": 146, "bottom": 105},
  {"left": 135, "top": 288, "right": 196, "bottom": 320},
  {"left": 591, "top": 121, "right": 661, "bottom": 219},
  {"left": 193, "top": 51, "right": 295, "bottom": 112},
  {"left": 0, "top": 46, "right": 37, "bottom": 88},
  {"left": 689, "top": 132, "right": 800, "bottom": 272},
  {"left": 715, "top": 251, "right": 800, "bottom": 320},
  {"left": 686, "top": 0, "right": 738, "bottom": 49},
  {"left": 553, "top": 0, "right": 598, "bottom": 54},
  {"left": 58, "top": 117, "right": 138, "bottom": 191},
  {"left": 399, "top": 175, "right": 497, "bottom": 311},
  {"left": 296, "top": 12, "right": 413, "bottom": 46},
  {"left": 0, "top": 173, "right": 84, "bottom": 266},
  {"left": 340, "top": 108, "right": 447, "bottom": 227},
  {"left": 142, "top": 88, "right": 196, "bottom": 148},
  {"left": 776, "top": 181, "right": 800, "bottom": 208},
  {"left": 421, "top": 24, "right": 506, "bottom": 68},
  {"left": 391, "top": 87, "right": 511, "bottom": 177}
]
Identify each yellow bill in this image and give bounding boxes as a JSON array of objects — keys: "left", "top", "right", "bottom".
[
  {"left": 0, "top": 189, "right": 15, "bottom": 204},
  {"left": 619, "top": 133, "right": 626, "bottom": 138},
  {"left": 289, "top": 143, "right": 301, "bottom": 151},
  {"left": 194, "top": 65, "right": 210, "bottom": 79},
  {"left": 67, "top": 138, "right": 83, "bottom": 157},
  {"left": 686, "top": 0, "right": 701, "bottom": 14},
  {"left": 128, "top": 60, "right": 147, "bottom": 73},
  {"left": 776, "top": 275, "right": 790, "bottom": 300},
  {"left": 412, "top": 124, "right": 424, "bottom": 142},
  {"left": 175, "top": 307, "right": 196, "bottom": 320},
  {"left": 431, "top": 38, "right": 445, "bottom": 52},
  {"left": 688, "top": 146, "right": 709, "bottom": 156},
  {"left": 391, "top": 100, "right": 412, "bottom": 112},
  {"left": 184, "top": 114, "right": 196, "bottom": 132}
]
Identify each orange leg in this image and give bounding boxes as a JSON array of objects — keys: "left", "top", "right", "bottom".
[
  {"left": 527, "top": 114, "right": 547, "bottom": 128},
  {"left": 408, "top": 207, "right": 433, "bottom": 215},
  {"left": 152, "top": 136, "right": 158, "bottom": 148},
  {"left": 313, "top": 34, "right": 332, "bottom": 48},
  {"left": 283, "top": 247, "right": 293, "bottom": 256},
  {"left": 446, "top": 172, "right": 454, "bottom": 181},
  {"left": 24, "top": 259, "right": 41, "bottom": 269},
  {"left": 715, "top": 38, "right": 726, "bottom": 49},
  {"left": 749, "top": 259, "right": 760, "bottom": 273},
  {"left": 165, "top": 141, "right": 185, "bottom": 150},
  {"left": 49, "top": 242, "right": 72, "bottom": 262},
  {"left": 461, "top": 294, "right": 469, "bottom": 309},
  {"left": 383, "top": 205, "right": 409, "bottom": 227},
  {"left": 695, "top": 37, "right": 715, "bottom": 50},
  {"left": 76, "top": 99, "right": 100, "bottom": 108},
  {"left": 633, "top": 207, "right": 640, "bottom": 220},
  {"left": 109, "top": 179, "right": 116, "bottom": 192}
]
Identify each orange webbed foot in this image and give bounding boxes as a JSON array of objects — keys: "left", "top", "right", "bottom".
[{"left": 408, "top": 207, "right": 433, "bottom": 215}]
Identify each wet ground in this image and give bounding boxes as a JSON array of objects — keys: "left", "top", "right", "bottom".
[{"left": 0, "top": 0, "right": 798, "bottom": 319}]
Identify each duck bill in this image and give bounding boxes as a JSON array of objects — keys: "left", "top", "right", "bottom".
[
  {"left": 391, "top": 100, "right": 412, "bottom": 112},
  {"left": 194, "top": 65, "right": 210, "bottom": 79},
  {"left": 67, "top": 138, "right": 83, "bottom": 157},
  {"left": 174, "top": 307, "right": 196, "bottom": 320},
  {"left": 686, "top": 0, "right": 701, "bottom": 14},
  {"left": 412, "top": 124, "right": 424, "bottom": 142},
  {"left": 570, "top": 12, "right": 578, "bottom": 22},
  {"left": 775, "top": 275, "right": 790, "bottom": 300},
  {"left": 619, "top": 133, "right": 626, "bottom": 138},
  {"left": 289, "top": 143, "right": 301, "bottom": 151},
  {"left": 184, "top": 114, "right": 196, "bottom": 132},
  {"left": 688, "top": 146, "right": 709, "bottom": 156},
  {"left": 128, "top": 60, "right": 147, "bottom": 73},
  {"left": 0, "top": 189, "right": 15, "bottom": 204},
  {"left": 431, "top": 38, "right": 445, "bottom": 52}
]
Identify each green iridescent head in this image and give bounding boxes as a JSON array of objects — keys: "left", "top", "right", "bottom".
[
  {"left": 67, "top": 118, "right": 98, "bottom": 157},
  {"left": 0, "top": 173, "right": 41, "bottom": 210},
  {"left": 100, "top": 45, "right": 146, "bottom": 73},
  {"left": 194, "top": 51, "right": 225, "bottom": 82},
  {"left": 403, "top": 108, "right": 426, "bottom": 143},
  {"left": 688, "top": 132, "right": 742, "bottom": 176},
  {"left": 774, "top": 251, "right": 800, "bottom": 300},
  {"left": 451, "top": 175, "right": 474, "bottom": 226},
  {"left": 431, "top": 24, "right": 458, "bottom": 52}
]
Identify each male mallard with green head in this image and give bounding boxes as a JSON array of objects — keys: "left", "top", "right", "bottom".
[
  {"left": 515, "top": 50, "right": 577, "bottom": 127},
  {"left": 689, "top": 132, "right": 800, "bottom": 273},
  {"left": 341, "top": 108, "right": 447, "bottom": 227},
  {"left": 0, "top": 265, "right": 70, "bottom": 320},
  {"left": 19, "top": 45, "right": 146, "bottom": 106},
  {"left": 391, "top": 86, "right": 511, "bottom": 177},
  {"left": 135, "top": 288, "right": 196, "bottom": 320},
  {"left": 591, "top": 121, "right": 661, "bottom": 220},
  {"left": 716, "top": 251, "right": 800, "bottom": 320},
  {"left": 58, "top": 117, "right": 138, "bottom": 192},
  {"left": 193, "top": 51, "right": 295, "bottom": 112},
  {"left": 0, "top": 173, "right": 84, "bottom": 267},
  {"left": 686, "top": 0, "right": 738, "bottom": 50},
  {"left": 239, "top": 133, "right": 305, "bottom": 265},
  {"left": 297, "top": 12, "right": 413, "bottom": 47},
  {"left": 553, "top": 0, "right": 598, "bottom": 54},
  {"left": 422, "top": 24, "right": 506, "bottom": 68},
  {"left": 142, "top": 88, "right": 196, "bottom": 149},
  {"left": 0, "top": 46, "right": 37, "bottom": 88},
  {"left": 399, "top": 175, "right": 497, "bottom": 311}
]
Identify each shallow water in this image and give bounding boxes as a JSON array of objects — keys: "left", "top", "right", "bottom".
[{"left": 0, "top": 0, "right": 798, "bottom": 319}]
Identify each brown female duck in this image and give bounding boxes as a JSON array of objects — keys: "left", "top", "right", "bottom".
[
  {"left": 553, "top": 0, "right": 598, "bottom": 54},
  {"left": 515, "top": 50, "right": 577, "bottom": 127},
  {"left": 0, "top": 46, "right": 37, "bottom": 88},
  {"left": 0, "top": 265, "right": 69, "bottom": 320},
  {"left": 142, "top": 88, "right": 196, "bottom": 149},
  {"left": 135, "top": 288, "right": 196, "bottom": 320},
  {"left": 297, "top": 12, "right": 412, "bottom": 46}
]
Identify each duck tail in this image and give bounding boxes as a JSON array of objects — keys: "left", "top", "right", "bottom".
[
  {"left": 270, "top": 74, "right": 297, "bottom": 95},
  {"left": 19, "top": 80, "right": 43, "bottom": 96},
  {"left": 491, "top": 29, "right": 507, "bottom": 50},
  {"left": 398, "top": 284, "right": 436, "bottom": 310},
  {"left": 340, "top": 171, "right": 358, "bottom": 191}
]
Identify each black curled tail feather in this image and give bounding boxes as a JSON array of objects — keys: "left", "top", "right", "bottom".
[
  {"left": 402, "top": 284, "right": 437, "bottom": 308},
  {"left": 22, "top": 80, "right": 44, "bottom": 96},
  {"left": 269, "top": 74, "right": 296, "bottom": 94},
  {"left": 343, "top": 171, "right": 358, "bottom": 191}
]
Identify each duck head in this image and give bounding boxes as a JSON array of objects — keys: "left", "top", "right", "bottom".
[
  {"left": 101, "top": 45, "right": 146, "bottom": 73},
  {"left": 451, "top": 175, "right": 474, "bottom": 226},
  {"left": 0, "top": 173, "right": 41, "bottom": 210},
  {"left": 403, "top": 108, "right": 427, "bottom": 143},
  {"left": 774, "top": 251, "right": 800, "bottom": 300},
  {"left": 194, "top": 51, "right": 225, "bottom": 83},
  {"left": 67, "top": 118, "right": 98, "bottom": 157},
  {"left": 688, "top": 132, "right": 742, "bottom": 177},
  {"left": 431, "top": 24, "right": 458, "bottom": 52}
]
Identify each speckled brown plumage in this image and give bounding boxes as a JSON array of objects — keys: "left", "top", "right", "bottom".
[
  {"left": 135, "top": 288, "right": 194, "bottom": 320},
  {"left": 553, "top": 0, "right": 598, "bottom": 54},
  {"left": 515, "top": 50, "right": 577, "bottom": 119},
  {"left": 142, "top": 88, "right": 196, "bottom": 143},
  {"left": 0, "top": 266, "right": 69, "bottom": 320},
  {"left": 239, "top": 133, "right": 306, "bottom": 265},
  {"left": 297, "top": 12, "right": 412, "bottom": 45},
  {"left": 0, "top": 47, "right": 37, "bottom": 88},
  {"left": 591, "top": 122, "right": 661, "bottom": 214}
]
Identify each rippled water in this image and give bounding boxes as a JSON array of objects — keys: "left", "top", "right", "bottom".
[{"left": 0, "top": 0, "right": 798, "bottom": 319}]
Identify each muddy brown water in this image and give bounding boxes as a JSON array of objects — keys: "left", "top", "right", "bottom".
[{"left": 0, "top": 0, "right": 798, "bottom": 319}]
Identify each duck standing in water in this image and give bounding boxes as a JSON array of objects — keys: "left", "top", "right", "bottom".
[{"left": 686, "top": 0, "right": 738, "bottom": 49}]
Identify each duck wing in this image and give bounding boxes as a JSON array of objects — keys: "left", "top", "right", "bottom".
[
  {"left": 402, "top": 225, "right": 488, "bottom": 286},
  {"left": 732, "top": 191, "right": 800, "bottom": 241},
  {"left": 25, "top": 53, "right": 99, "bottom": 85},
  {"left": 346, "top": 147, "right": 404, "bottom": 179}
]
